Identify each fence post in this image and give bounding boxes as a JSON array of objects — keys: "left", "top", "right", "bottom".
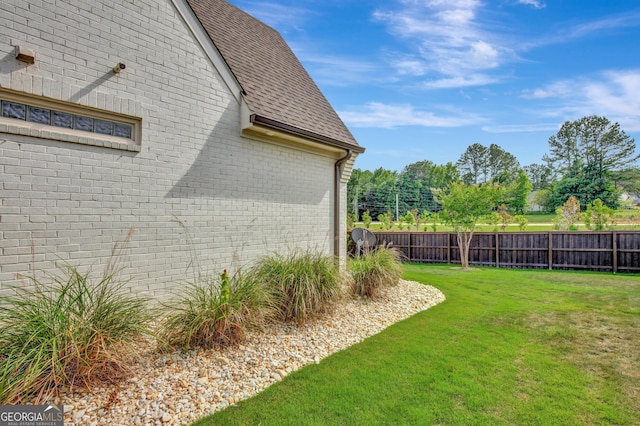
[
  {"left": 613, "top": 231, "right": 618, "bottom": 274},
  {"left": 372, "top": 230, "right": 637, "bottom": 272},
  {"left": 548, "top": 232, "right": 553, "bottom": 270}
]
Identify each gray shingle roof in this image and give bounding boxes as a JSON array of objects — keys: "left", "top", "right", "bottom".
[{"left": 186, "top": 0, "right": 363, "bottom": 153}]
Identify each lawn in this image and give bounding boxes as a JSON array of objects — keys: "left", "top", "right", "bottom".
[
  {"left": 356, "top": 211, "right": 640, "bottom": 231},
  {"left": 193, "top": 265, "right": 640, "bottom": 425}
]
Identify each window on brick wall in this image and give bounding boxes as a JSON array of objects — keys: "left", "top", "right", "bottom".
[{"left": 0, "top": 89, "right": 141, "bottom": 151}]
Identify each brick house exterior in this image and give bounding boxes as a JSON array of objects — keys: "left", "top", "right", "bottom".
[{"left": 0, "top": 0, "right": 363, "bottom": 300}]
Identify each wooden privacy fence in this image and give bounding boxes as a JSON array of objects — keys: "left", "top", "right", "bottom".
[{"left": 372, "top": 231, "right": 640, "bottom": 273}]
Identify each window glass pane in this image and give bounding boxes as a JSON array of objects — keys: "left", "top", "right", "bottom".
[
  {"left": 2, "top": 100, "right": 26, "bottom": 120},
  {"left": 113, "top": 123, "right": 132, "bottom": 139},
  {"left": 52, "top": 110, "right": 73, "bottom": 128},
  {"left": 94, "top": 119, "right": 112, "bottom": 135},
  {"left": 1, "top": 98, "right": 135, "bottom": 141},
  {"left": 75, "top": 115, "right": 93, "bottom": 131},
  {"left": 28, "top": 106, "right": 51, "bottom": 124}
]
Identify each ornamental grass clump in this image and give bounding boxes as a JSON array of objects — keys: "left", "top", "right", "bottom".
[
  {"left": 0, "top": 265, "right": 151, "bottom": 404},
  {"left": 348, "top": 246, "right": 403, "bottom": 298},
  {"left": 159, "top": 270, "right": 274, "bottom": 349},
  {"left": 251, "top": 250, "right": 343, "bottom": 325}
]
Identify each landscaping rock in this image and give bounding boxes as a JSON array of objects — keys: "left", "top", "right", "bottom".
[{"left": 61, "top": 280, "right": 444, "bottom": 425}]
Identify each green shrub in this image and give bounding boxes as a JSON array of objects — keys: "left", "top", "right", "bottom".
[
  {"left": 251, "top": 250, "right": 342, "bottom": 325},
  {"left": 584, "top": 199, "right": 614, "bottom": 230},
  {"left": 362, "top": 210, "right": 372, "bottom": 229},
  {"left": 429, "top": 212, "right": 440, "bottom": 232},
  {"left": 486, "top": 211, "right": 500, "bottom": 232},
  {"left": 0, "top": 265, "right": 151, "bottom": 404},
  {"left": 401, "top": 212, "right": 414, "bottom": 229},
  {"left": 346, "top": 213, "right": 356, "bottom": 230},
  {"left": 348, "top": 247, "right": 403, "bottom": 298},
  {"left": 159, "top": 270, "right": 274, "bottom": 349},
  {"left": 497, "top": 204, "right": 512, "bottom": 231},
  {"left": 554, "top": 196, "right": 581, "bottom": 230},
  {"left": 514, "top": 215, "right": 528, "bottom": 231}
]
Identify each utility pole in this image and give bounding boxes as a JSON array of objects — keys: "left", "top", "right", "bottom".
[
  {"left": 353, "top": 189, "right": 358, "bottom": 220},
  {"left": 395, "top": 193, "right": 399, "bottom": 222}
]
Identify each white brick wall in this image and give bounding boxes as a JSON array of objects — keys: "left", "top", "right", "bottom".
[{"left": 0, "top": 0, "right": 356, "bottom": 300}]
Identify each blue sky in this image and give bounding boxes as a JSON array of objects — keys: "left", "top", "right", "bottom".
[{"left": 227, "top": 0, "right": 640, "bottom": 172}]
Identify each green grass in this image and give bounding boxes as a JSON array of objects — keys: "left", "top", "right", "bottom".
[
  {"left": 523, "top": 213, "right": 555, "bottom": 223},
  {"left": 355, "top": 211, "right": 640, "bottom": 231},
  {"left": 193, "top": 264, "right": 640, "bottom": 426}
]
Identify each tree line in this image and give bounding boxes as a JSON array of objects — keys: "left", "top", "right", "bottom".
[{"left": 348, "top": 115, "right": 639, "bottom": 220}]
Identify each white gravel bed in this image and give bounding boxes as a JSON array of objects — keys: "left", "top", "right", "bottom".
[{"left": 59, "top": 280, "right": 445, "bottom": 425}]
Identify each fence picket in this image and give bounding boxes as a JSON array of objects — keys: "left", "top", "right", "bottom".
[{"left": 371, "top": 230, "right": 640, "bottom": 273}]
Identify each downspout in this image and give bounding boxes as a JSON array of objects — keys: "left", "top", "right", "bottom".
[{"left": 334, "top": 149, "right": 353, "bottom": 262}]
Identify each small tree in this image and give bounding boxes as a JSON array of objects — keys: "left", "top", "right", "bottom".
[
  {"left": 429, "top": 211, "right": 440, "bottom": 232},
  {"left": 486, "top": 212, "right": 500, "bottom": 232},
  {"left": 411, "top": 209, "right": 422, "bottom": 230},
  {"left": 514, "top": 215, "right": 528, "bottom": 231},
  {"left": 418, "top": 210, "right": 431, "bottom": 231},
  {"left": 554, "top": 196, "right": 581, "bottom": 230},
  {"left": 386, "top": 211, "right": 395, "bottom": 230},
  {"left": 401, "top": 212, "right": 415, "bottom": 229},
  {"left": 377, "top": 211, "right": 393, "bottom": 230},
  {"left": 434, "top": 182, "right": 505, "bottom": 269},
  {"left": 508, "top": 169, "right": 532, "bottom": 214},
  {"left": 497, "top": 204, "right": 512, "bottom": 231},
  {"left": 347, "top": 213, "right": 356, "bottom": 230},
  {"left": 362, "top": 210, "right": 372, "bottom": 229},
  {"left": 584, "top": 199, "right": 614, "bottom": 230}
]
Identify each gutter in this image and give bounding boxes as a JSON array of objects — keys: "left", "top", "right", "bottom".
[
  {"left": 251, "top": 114, "right": 365, "bottom": 154},
  {"left": 334, "top": 149, "right": 353, "bottom": 261}
]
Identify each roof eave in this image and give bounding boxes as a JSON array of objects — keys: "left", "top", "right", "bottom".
[{"left": 249, "top": 114, "right": 365, "bottom": 154}]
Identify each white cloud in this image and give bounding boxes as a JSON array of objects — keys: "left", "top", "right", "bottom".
[
  {"left": 436, "top": 8, "right": 476, "bottom": 25},
  {"left": 422, "top": 74, "right": 498, "bottom": 89},
  {"left": 373, "top": 1, "right": 640, "bottom": 93},
  {"left": 517, "top": 0, "right": 545, "bottom": 9},
  {"left": 522, "top": 11, "right": 640, "bottom": 50},
  {"left": 393, "top": 59, "right": 428, "bottom": 76},
  {"left": 523, "top": 69, "right": 640, "bottom": 131},
  {"left": 338, "top": 102, "right": 485, "bottom": 128},
  {"left": 522, "top": 89, "right": 555, "bottom": 99},
  {"left": 469, "top": 40, "right": 500, "bottom": 69},
  {"left": 568, "top": 14, "right": 640, "bottom": 39},
  {"left": 291, "top": 49, "right": 382, "bottom": 87},
  {"left": 521, "top": 82, "right": 572, "bottom": 99},
  {"left": 373, "top": 0, "right": 514, "bottom": 89}
]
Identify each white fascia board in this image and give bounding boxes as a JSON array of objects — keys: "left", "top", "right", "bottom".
[
  {"left": 170, "top": 0, "right": 244, "bottom": 103},
  {"left": 240, "top": 95, "right": 253, "bottom": 130}
]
